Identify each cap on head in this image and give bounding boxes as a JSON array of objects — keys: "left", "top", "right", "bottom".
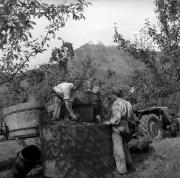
[{"left": 112, "top": 87, "right": 124, "bottom": 97}]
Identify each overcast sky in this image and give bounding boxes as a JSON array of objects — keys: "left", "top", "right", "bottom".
[
  {"left": 30, "top": 0, "right": 157, "bottom": 68},
  {"left": 60, "top": 0, "right": 156, "bottom": 47}
]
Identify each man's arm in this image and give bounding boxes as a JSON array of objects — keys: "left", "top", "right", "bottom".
[
  {"left": 127, "top": 101, "right": 133, "bottom": 119},
  {"left": 64, "top": 100, "right": 77, "bottom": 120}
]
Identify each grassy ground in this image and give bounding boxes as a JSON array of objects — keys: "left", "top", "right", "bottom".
[
  {"left": 113, "top": 135, "right": 180, "bottom": 178},
  {"left": 1, "top": 135, "right": 180, "bottom": 178},
  {"left": 28, "top": 135, "right": 180, "bottom": 178}
]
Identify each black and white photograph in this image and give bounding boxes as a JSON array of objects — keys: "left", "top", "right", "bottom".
[{"left": 0, "top": 0, "right": 180, "bottom": 177}]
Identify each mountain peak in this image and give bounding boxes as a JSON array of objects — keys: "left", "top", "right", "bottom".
[
  {"left": 74, "top": 42, "right": 143, "bottom": 77},
  {"left": 87, "top": 40, "right": 104, "bottom": 46}
]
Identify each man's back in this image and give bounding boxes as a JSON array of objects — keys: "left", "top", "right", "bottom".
[
  {"left": 53, "top": 82, "right": 74, "bottom": 100},
  {"left": 112, "top": 98, "right": 133, "bottom": 119}
]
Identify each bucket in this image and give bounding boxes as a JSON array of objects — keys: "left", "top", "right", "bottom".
[
  {"left": 0, "top": 138, "right": 41, "bottom": 177},
  {"left": 7, "top": 145, "right": 42, "bottom": 178},
  {"left": 42, "top": 122, "right": 115, "bottom": 178},
  {"left": 3, "top": 99, "right": 45, "bottom": 139}
]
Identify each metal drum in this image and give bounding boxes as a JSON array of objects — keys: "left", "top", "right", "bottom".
[{"left": 0, "top": 137, "right": 41, "bottom": 178}]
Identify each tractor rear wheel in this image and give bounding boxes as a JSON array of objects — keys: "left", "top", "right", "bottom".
[{"left": 139, "top": 114, "right": 163, "bottom": 141}]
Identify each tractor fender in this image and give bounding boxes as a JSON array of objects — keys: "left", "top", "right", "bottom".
[{"left": 140, "top": 112, "right": 162, "bottom": 122}]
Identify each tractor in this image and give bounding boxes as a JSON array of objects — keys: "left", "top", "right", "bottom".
[{"left": 134, "top": 107, "right": 180, "bottom": 141}]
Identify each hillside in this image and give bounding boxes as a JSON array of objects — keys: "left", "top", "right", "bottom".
[
  {"left": 70, "top": 42, "right": 143, "bottom": 80},
  {"left": 0, "top": 42, "right": 143, "bottom": 94}
]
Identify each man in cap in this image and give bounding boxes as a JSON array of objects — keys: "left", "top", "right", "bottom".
[
  {"left": 51, "top": 81, "right": 78, "bottom": 121},
  {"left": 104, "top": 87, "right": 134, "bottom": 175},
  {"left": 85, "top": 78, "right": 102, "bottom": 122}
]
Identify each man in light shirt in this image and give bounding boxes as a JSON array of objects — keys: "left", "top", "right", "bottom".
[
  {"left": 104, "top": 87, "right": 134, "bottom": 175},
  {"left": 52, "top": 81, "right": 78, "bottom": 121}
]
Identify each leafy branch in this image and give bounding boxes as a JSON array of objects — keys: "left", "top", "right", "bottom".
[{"left": 0, "top": 0, "right": 90, "bottom": 86}]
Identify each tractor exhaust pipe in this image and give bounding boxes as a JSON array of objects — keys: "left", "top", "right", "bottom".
[{"left": 7, "top": 145, "right": 42, "bottom": 178}]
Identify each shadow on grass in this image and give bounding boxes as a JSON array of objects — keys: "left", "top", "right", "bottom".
[{"left": 131, "top": 146, "right": 155, "bottom": 166}]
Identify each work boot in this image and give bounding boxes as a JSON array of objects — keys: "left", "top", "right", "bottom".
[{"left": 115, "top": 169, "right": 127, "bottom": 176}]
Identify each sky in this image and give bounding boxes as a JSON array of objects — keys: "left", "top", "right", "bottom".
[
  {"left": 60, "top": 0, "right": 157, "bottom": 47},
  {"left": 30, "top": 0, "right": 157, "bottom": 68}
]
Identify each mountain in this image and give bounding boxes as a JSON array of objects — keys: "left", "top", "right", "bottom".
[
  {"left": 0, "top": 42, "right": 143, "bottom": 94},
  {"left": 70, "top": 42, "right": 143, "bottom": 80}
]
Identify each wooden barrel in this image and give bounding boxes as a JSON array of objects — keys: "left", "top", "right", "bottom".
[
  {"left": 41, "top": 122, "right": 115, "bottom": 178},
  {"left": 3, "top": 100, "right": 45, "bottom": 139}
]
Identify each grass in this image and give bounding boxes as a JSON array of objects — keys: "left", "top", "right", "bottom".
[
  {"left": 1, "top": 136, "right": 180, "bottom": 178},
  {"left": 112, "top": 136, "right": 180, "bottom": 178}
]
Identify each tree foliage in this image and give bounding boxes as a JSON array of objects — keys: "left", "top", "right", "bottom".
[
  {"left": 114, "top": 0, "right": 180, "bottom": 109},
  {"left": 0, "top": 0, "right": 90, "bottom": 85},
  {"left": 0, "top": 52, "right": 101, "bottom": 108},
  {"left": 50, "top": 42, "right": 74, "bottom": 63}
]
